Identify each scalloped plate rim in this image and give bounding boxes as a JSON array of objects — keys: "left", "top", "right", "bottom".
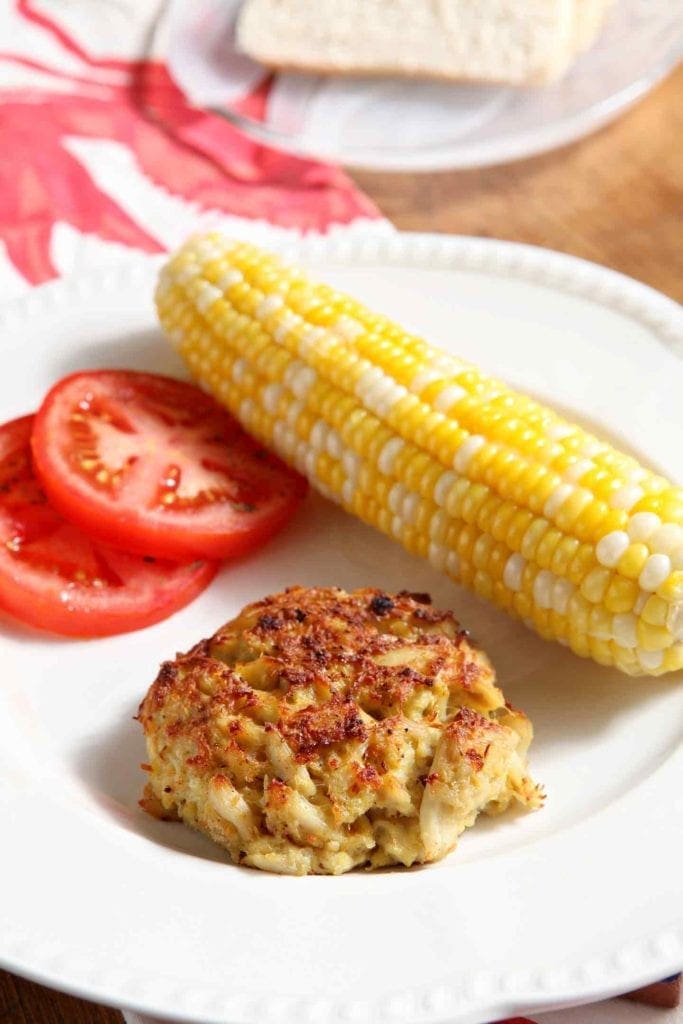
[{"left": 0, "top": 232, "right": 682, "bottom": 1024}]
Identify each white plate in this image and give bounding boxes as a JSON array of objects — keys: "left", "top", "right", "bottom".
[
  {"left": 167, "top": 0, "right": 683, "bottom": 171},
  {"left": 1, "top": 233, "right": 683, "bottom": 1024}
]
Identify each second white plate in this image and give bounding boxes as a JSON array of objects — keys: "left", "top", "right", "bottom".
[
  {"left": 1, "top": 233, "right": 682, "bottom": 1024},
  {"left": 167, "top": 0, "right": 683, "bottom": 171}
]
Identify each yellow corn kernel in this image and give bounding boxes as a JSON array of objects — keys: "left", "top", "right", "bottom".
[
  {"left": 550, "top": 536, "right": 580, "bottom": 576},
  {"left": 461, "top": 484, "right": 489, "bottom": 525},
  {"left": 513, "top": 591, "right": 533, "bottom": 620},
  {"left": 520, "top": 519, "right": 551, "bottom": 562},
  {"left": 567, "top": 545, "right": 597, "bottom": 586},
  {"left": 658, "top": 572, "right": 683, "bottom": 604},
  {"left": 568, "top": 631, "right": 591, "bottom": 659},
  {"left": 587, "top": 637, "right": 614, "bottom": 666},
  {"left": 580, "top": 567, "right": 611, "bottom": 604},
  {"left": 641, "top": 595, "right": 669, "bottom": 627},
  {"left": 588, "top": 605, "right": 612, "bottom": 641},
  {"left": 617, "top": 543, "right": 650, "bottom": 581},
  {"left": 603, "top": 577, "right": 639, "bottom": 614},
  {"left": 663, "top": 645, "right": 683, "bottom": 673},
  {"left": 534, "top": 528, "right": 562, "bottom": 571},
  {"left": 637, "top": 621, "right": 672, "bottom": 652},
  {"left": 473, "top": 570, "right": 494, "bottom": 603}
]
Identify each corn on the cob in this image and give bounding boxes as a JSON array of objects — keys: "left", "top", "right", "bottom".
[{"left": 155, "top": 233, "right": 683, "bottom": 677}]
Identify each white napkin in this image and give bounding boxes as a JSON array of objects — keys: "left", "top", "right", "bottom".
[{"left": 123, "top": 999, "right": 683, "bottom": 1024}]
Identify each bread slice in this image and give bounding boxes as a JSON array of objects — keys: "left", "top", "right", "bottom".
[
  {"left": 573, "top": 0, "right": 614, "bottom": 51},
  {"left": 236, "top": 0, "right": 612, "bottom": 86}
]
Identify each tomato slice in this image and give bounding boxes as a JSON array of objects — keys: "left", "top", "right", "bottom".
[
  {"left": 0, "top": 416, "right": 217, "bottom": 637},
  {"left": 31, "top": 370, "right": 307, "bottom": 560}
]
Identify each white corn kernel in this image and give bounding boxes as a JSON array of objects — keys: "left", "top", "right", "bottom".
[
  {"left": 273, "top": 310, "right": 299, "bottom": 344},
  {"left": 669, "top": 606, "right": 683, "bottom": 640},
  {"left": 231, "top": 357, "right": 248, "bottom": 384},
  {"left": 446, "top": 550, "right": 461, "bottom": 577},
  {"left": 255, "top": 294, "right": 283, "bottom": 320},
  {"left": 378, "top": 437, "right": 404, "bottom": 476},
  {"left": 453, "top": 435, "right": 485, "bottom": 473},
  {"left": 285, "top": 400, "right": 303, "bottom": 427},
  {"left": 356, "top": 366, "right": 383, "bottom": 399},
  {"left": 216, "top": 268, "right": 243, "bottom": 291},
  {"left": 195, "top": 282, "right": 222, "bottom": 314},
  {"left": 291, "top": 365, "right": 317, "bottom": 400},
  {"left": 429, "top": 510, "right": 449, "bottom": 542},
  {"left": 547, "top": 422, "right": 573, "bottom": 441},
  {"left": 433, "top": 353, "right": 468, "bottom": 375},
  {"left": 239, "top": 398, "right": 254, "bottom": 423},
  {"left": 325, "top": 429, "right": 343, "bottom": 460},
  {"left": 428, "top": 542, "right": 447, "bottom": 571},
  {"left": 434, "top": 385, "right": 466, "bottom": 411},
  {"left": 627, "top": 512, "right": 661, "bottom": 542},
  {"left": 503, "top": 553, "right": 526, "bottom": 592},
  {"left": 639, "top": 554, "right": 671, "bottom": 592},
  {"left": 334, "top": 315, "right": 364, "bottom": 340},
  {"left": 563, "top": 459, "right": 593, "bottom": 483},
  {"left": 639, "top": 650, "right": 663, "bottom": 672},
  {"left": 282, "top": 429, "right": 297, "bottom": 458},
  {"left": 612, "top": 613, "right": 638, "bottom": 648},
  {"left": 193, "top": 239, "right": 222, "bottom": 260},
  {"left": 410, "top": 368, "right": 441, "bottom": 391},
  {"left": 375, "top": 381, "right": 408, "bottom": 417},
  {"left": 434, "top": 470, "right": 457, "bottom": 508},
  {"left": 309, "top": 419, "right": 328, "bottom": 451},
  {"left": 544, "top": 483, "right": 573, "bottom": 519},
  {"left": 297, "top": 325, "right": 325, "bottom": 357},
  {"left": 552, "top": 578, "right": 574, "bottom": 615},
  {"left": 401, "top": 492, "right": 420, "bottom": 525},
  {"left": 596, "top": 530, "right": 630, "bottom": 568},
  {"left": 649, "top": 524, "right": 683, "bottom": 557},
  {"left": 342, "top": 450, "right": 361, "bottom": 481},
  {"left": 610, "top": 484, "right": 644, "bottom": 511},
  {"left": 588, "top": 607, "right": 612, "bottom": 640},
  {"left": 533, "top": 570, "right": 555, "bottom": 610},
  {"left": 388, "top": 482, "right": 407, "bottom": 515},
  {"left": 341, "top": 480, "right": 355, "bottom": 505},
  {"left": 262, "top": 383, "right": 283, "bottom": 415},
  {"left": 176, "top": 263, "right": 201, "bottom": 285},
  {"left": 580, "top": 439, "right": 604, "bottom": 458}
]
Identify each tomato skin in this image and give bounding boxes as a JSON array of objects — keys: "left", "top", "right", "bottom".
[
  {"left": 0, "top": 416, "right": 217, "bottom": 638},
  {"left": 31, "top": 370, "right": 307, "bottom": 561}
]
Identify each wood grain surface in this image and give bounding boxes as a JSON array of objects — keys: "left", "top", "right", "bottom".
[
  {"left": 354, "top": 64, "right": 683, "bottom": 303},
  {"left": 1, "top": 61, "right": 681, "bottom": 1024}
]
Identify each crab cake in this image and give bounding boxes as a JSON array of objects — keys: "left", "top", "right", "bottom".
[{"left": 138, "top": 587, "right": 542, "bottom": 875}]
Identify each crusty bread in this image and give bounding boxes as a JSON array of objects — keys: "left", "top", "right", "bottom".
[
  {"left": 573, "top": 0, "right": 614, "bottom": 51},
  {"left": 236, "top": 0, "right": 613, "bottom": 86}
]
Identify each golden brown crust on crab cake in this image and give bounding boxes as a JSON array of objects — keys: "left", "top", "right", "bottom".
[{"left": 138, "top": 586, "right": 542, "bottom": 874}]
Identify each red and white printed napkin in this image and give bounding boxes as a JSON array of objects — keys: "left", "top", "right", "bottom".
[
  {"left": 0, "top": 4, "right": 678, "bottom": 1024},
  {"left": 0, "top": 0, "right": 386, "bottom": 299}
]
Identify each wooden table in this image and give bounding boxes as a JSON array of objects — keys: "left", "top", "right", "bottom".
[{"left": 2, "top": 61, "right": 681, "bottom": 1024}]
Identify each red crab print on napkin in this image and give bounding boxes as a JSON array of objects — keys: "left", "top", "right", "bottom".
[{"left": 0, "top": 0, "right": 379, "bottom": 285}]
